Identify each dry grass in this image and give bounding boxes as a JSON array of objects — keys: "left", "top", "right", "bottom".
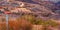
[
  {"left": 0, "top": 16, "right": 32, "bottom": 30},
  {"left": 8, "top": 18, "right": 32, "bottom": 30},
  {"left": 0, "top": 15, "right": 60, "bottom": 30}
]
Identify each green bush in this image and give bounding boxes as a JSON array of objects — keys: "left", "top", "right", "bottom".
[
  {"left": 21, "top": 15, "right": 44, "bottom": 25},
  {"left": 46, "top": 20, "right": 58, "bottom": 27},
  {"left": 19, "top": 15, "right": 58, "bottom": 27}
]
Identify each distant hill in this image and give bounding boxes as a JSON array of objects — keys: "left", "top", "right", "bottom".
[{"left": 0, "top": 0, "right": 60, "bottom": 20}]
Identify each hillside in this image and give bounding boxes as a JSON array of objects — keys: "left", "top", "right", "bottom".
[
  {"left": 0, "top": 0, "right": 60, "bottom": 20},
  {"left": 0, "top": 0, "right": 60, "bottom": 30}
]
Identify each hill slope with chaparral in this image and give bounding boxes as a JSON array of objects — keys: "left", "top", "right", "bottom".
[{"left": 0, "top": 0, "right": 60, "bottom": 30}]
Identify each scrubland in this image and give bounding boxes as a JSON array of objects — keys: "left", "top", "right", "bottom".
[{"left": 0, "top": 15, "right": 60, "bottom": 30}]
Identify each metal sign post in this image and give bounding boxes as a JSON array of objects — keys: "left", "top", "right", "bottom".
[
  {"left": 6, "top": 14, "right": 8, "bottom": 30},
  {"left": 4, "top": 11, "right": 10, "bottom": 30}
]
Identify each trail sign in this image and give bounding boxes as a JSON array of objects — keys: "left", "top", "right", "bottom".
[
  {"left": 4, "top": 11, "right": 10, "bottom": 30},
  {"left": 4, "top": 11, "right": 10, "bottom": 14}
]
